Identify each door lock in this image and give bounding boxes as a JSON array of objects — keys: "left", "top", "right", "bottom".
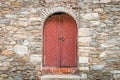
[{"left": 58, "top": 35, "right": 64, "bottom": 41}]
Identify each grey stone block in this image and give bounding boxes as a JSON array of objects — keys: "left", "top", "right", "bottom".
[
  {"left": 41, "top": 75, "right": 80, "bottom": 80},
  {"left": 0, "top": 19, "right": 10, "bottom": 24}
]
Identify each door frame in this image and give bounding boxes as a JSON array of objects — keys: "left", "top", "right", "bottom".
[{"left": 42, "top": 12, "right": 79, "bottom": 69}]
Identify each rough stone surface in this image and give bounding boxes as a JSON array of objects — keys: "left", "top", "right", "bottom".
[
  {"left": 79, "top": 57, "right": 89, "bottom": 63},
  {"left": 90, "top": 21, "right": 100, "bottom": 27},
  {"left": 91, "top": 64, "right": 105, "bottom": 70},
  {"left": 14, "top": 45, "right": 28, "bottom": 55},
  {"left": 78, "top": 37, "right": 91, "bottom": 42},
  {"left": 78, "top": 28, "right": 90, "bottom": 36},
  {"left": 100, "top": 0, "right": 112, "bottom": 3},
  {"left": 80, "top": 13, "right": 99, "bottom": 20},
  {"left": 94, "top": 8, "right": 104, "bottom": 13},
  {"left": 1, "top": 50, "right": 14, "bottom": 55},
  {"left": 80, "top": 73, "right": 87, "bottom": 79}
]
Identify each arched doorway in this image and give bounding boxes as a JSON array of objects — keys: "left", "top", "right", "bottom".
[{"left": 43, "top": 13, "right": 77, "bottom": 69}]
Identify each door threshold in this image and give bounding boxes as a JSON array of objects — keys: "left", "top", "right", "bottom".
[
  {"left": 41, "top": 74, "right": 80, "bottom": 78},
  {"left": 42, "top": 67, "right": 78, "bottom": 75},
  {"left": 41, "top": 74, "right": 80, "bottom": 80}
]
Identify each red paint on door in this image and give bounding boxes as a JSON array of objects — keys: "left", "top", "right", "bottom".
[
  {"left": 43, "top": 13, "right": 77, "bottom": 68},
  {"left": 61, "top": 14, "right": 77, "bottom": 67}
]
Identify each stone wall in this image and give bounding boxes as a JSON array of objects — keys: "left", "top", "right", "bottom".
[{"left": 0, "top": 0, "right": 120, "bottom": 80}]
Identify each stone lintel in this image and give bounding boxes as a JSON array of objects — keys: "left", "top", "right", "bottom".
[{"left": 41, "top": 74, "right": 80, "bottom": 80}]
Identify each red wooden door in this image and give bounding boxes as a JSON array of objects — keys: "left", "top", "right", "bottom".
[
  {"left": 43, "top": 13, "right": 77, "bottom": 67},
  {"left": 61, "top": 14, "right": 77, "bottom": 67}
]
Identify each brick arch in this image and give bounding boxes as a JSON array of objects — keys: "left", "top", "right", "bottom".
[{"left": 41, "top": 7, "right": 79, "bottom": 28}]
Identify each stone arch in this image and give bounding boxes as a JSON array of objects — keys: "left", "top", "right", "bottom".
[
  {"left": 41, "top": 7, "right": 79, "bottom": 28},
  {"left": 41, "top": 7, "right": 79, "bottom": 67}
]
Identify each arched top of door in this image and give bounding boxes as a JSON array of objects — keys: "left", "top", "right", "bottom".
[
  {"left": 41, "top": 7, "right": 79, "bottom": 28},
  {"left": 45, "top": 12, "right": 77, "bottom": 25}
]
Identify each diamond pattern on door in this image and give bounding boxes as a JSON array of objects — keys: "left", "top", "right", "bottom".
[
  {"left": 61, "top": 14, "right": 77, "bottom": 67},
  {"left": 44, "top": 15, "right": 60, "bottom": 67},
  {"left": 43, "top": 13, "right": 77, "bottom": 68}
]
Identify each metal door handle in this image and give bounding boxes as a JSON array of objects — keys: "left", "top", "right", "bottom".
[
  {"left": 58, "top": 36, "right": 64, "bottom": 41},
  {"left": 61, "top": 36, "right": 64, "bottom": 41}
]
